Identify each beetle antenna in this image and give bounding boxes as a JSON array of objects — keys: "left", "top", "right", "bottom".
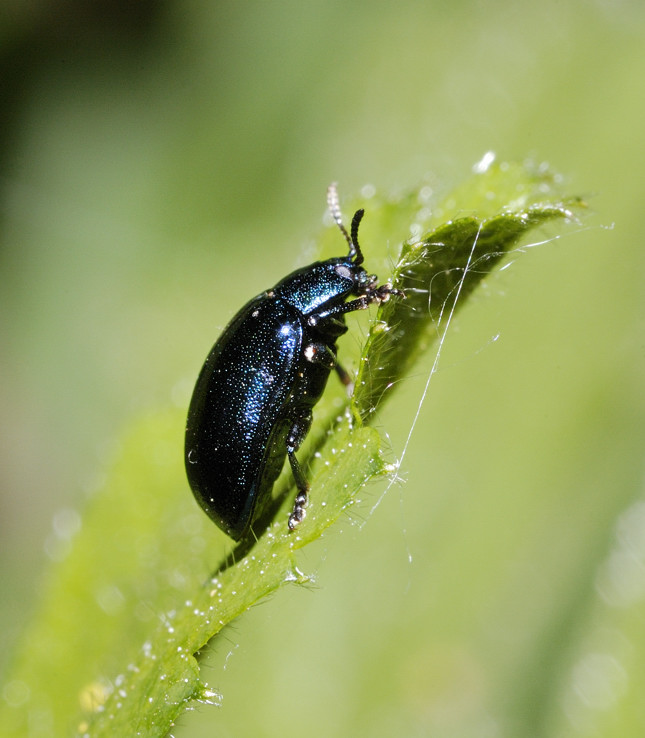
[
  {"left": 327, "top": 183, "right": 364, "bottom": 264},
  {"left": 327, "top": 183, "right": 350, "bottom": 245},
  {"left": 350, "top": 208, "right": 365, "bottom": 265}
]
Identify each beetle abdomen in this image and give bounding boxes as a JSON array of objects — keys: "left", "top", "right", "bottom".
[{"left": 185, "top": 296, "right": 303, "bottom": 539}]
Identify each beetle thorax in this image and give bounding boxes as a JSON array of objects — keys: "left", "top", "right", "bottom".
[{"left": 274, "top": 258, "right": 366, "bottom": 315}]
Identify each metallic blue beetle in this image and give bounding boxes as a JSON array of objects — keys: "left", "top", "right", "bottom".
[{"left": 185, "top": 185, "right": 399, "bottom": 540}]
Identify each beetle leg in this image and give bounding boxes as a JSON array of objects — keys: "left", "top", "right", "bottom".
[
  {"left": 306, "top": 314, "right": 348, "bottom": 337},
  {"left": 308, "top": 301, "right": 366, "bottom": 327},
  {"left": 287, "top": 452, "right": 308, "bottom": 531},
  {"left": 309, "top": 285, "right": 398, "bottom": 327},
  {"left": 334, "top": 362, "right": 353, "bottom": 388},
  {"left": 303, "top": 341, "right": 353, "bottom": 393},
  {"left": 303, "top": 341, "right": 336, "bottom": 369},
  {"left": 286, "top": 412, "right": 313, "bottom": 531}
]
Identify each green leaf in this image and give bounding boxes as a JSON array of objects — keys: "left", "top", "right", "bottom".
[
  {"left": 0, "top": 160, "right": 583, "bottom": 737},
  {"left": 353, "top": 173, "right": 581, "bottom": 419}
]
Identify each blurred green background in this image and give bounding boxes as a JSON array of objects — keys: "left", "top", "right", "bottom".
[{"left": 1, "top": 1, "right": 644, "bottom": 736}]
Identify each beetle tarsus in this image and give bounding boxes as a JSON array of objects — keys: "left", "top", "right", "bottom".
[
  {"left": 334, "top": 362, "right": 353, "bottom": 389},
  {"left": 288, "top": 491, "right": 308, "bottom": 531}
]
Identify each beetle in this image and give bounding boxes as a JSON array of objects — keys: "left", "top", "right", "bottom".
[{"left": 185, "top": 184, "right": 401, "bottom": 540}]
